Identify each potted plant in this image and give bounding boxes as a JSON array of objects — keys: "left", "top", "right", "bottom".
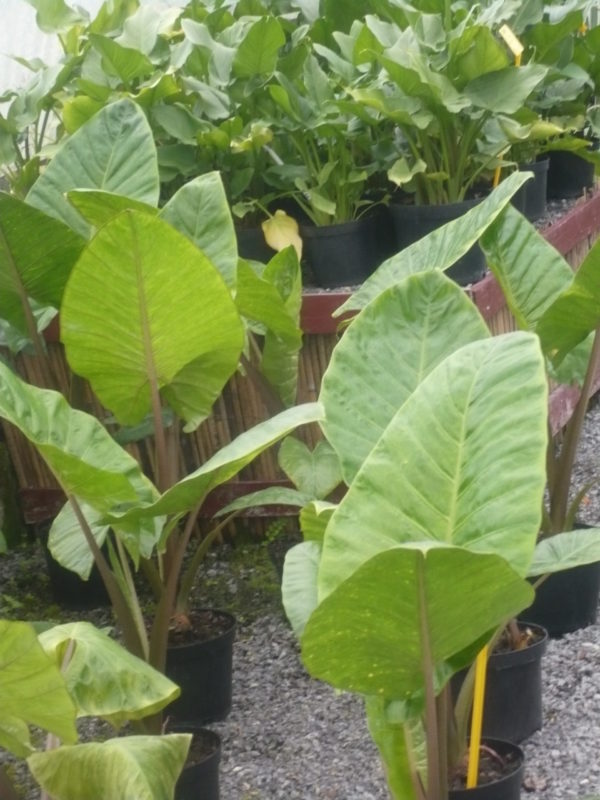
[
  {"left": 479, "top": 204, "right": 600, "bottom": 634},
  {"left": 0, "top": 618, "right": 191, "bottom": 799},
  {"left": 255, "top": 51, "right": 395, "bottom": 287},
  {"left": 336, "top": 174, "right": 600, "bottom": 637},
  {"left": 506, "top": 0, "right": 600, "bottom": 198},
  {"left": 285, "top": 279, "right": 549, "bottom": 798},
  {"left": 273, "top": 174, "right": 600, "bottom": 764},
  {"left": 0, "top": 99, "right": 323, "bottom": 727},
  {"left": 279, "top": 223, "right": 600, "bottom": 796},
  {"left": 338, "top": 12, "right": 548, "bottom": 285}
]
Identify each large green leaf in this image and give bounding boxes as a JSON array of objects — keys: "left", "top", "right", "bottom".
[
  {"left": 0, "top": 360, "right": 156, "bottom": 513},
  {"left": 67, "top": 190, "right": 157, "bottom": 231},
  {"left": 160, "top": 172, "right": 238, "bottom": 288},
  {"left": 318, "top": 333, "right": 547, "bottom": 599},
  {"left": 48, "top": 496, "right": 161, "bottom": 580},
  {"left": 322, "top": 271, "right": 490, "bottom": 484},
  {"left": 60, "top": 210, "right": 244, "bottom": 428},
  {"left": 0, "top": 620, "right": 77, "bottom": 758},
  {"left": 217, "top": 486, "right": 311, "bottom": 517},
  {"left": 303, "top": 545, "right": 533, "bottom": 698},
  {"left": 365, "top": 698, "right": 422, "bottom": 800},
  {"left": 535, "top": 236, "right": 600, "bottom": 365},
  {"left": 24, "top": 0, "right": 87, "bottom": 32},
  {"left": 299, "top": 500, "right": 336, "bottom": 542},
  {"left": 28, "top": 734, "right": 190, "bottom": 800},
  {"left": 381, "top": 39, "right": 469, "bottom": 114},
  {"left": 49, "top": 501, "right": 109, "bottom": 581},
  {"left": 116, "top": 5, "right": 182, "bottom": 55},
  {"left": 480, "top": 204, "right": 574, "bottom": 332},
  {"left": 464, "top": 64, "right": 548, "bottom": 114},
  {"left": 233, "top": 17, "right": 286, "bottom": 77},
  {"left": 236, "top": 248, "right": 303, "bottom": 407},
  {"left": 0, "top": 193, "right": 84, "bottom": 336},
  {"left": 107, "top": 403, "right": 324, "bottom": 522},
  {"left": 279, "top": 436, "right": 342, "bottom": 499},
  {"left": 89, "top": 34, "right": 154, "bottom": 85},
  {"left": 39, "top": 623, "right": 179, "bottom": 726},
  {"left": 337, "top": 171, "right": 530, "bottom": 314},
  {"left": 26, "top": 100, "right": 159, "bottom": 237},
  {"left": 235, "top": 261, "right": 300, "bottom": 345},
  {"left": 282, "top": 540, "right": 322, "bottom": 637},
  {"left": 529, "top": 529, "right": 600, "bottom": 576}
]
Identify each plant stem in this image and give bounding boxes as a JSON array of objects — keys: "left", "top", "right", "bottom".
[
  {"left": 140, "top": 556, "right": 162, "bottom": 601},
  {"left": 37, "top": 109, "right": 50, "bottom": 153},
  {"left": 115, "top": 535, "right": 149, "bottom": 660},
  {"left": 176, "top": 512, "right": 240, "bottom": 613},
  {"left": 416, "top": 555, "right": 442, "bottom": 800},
  {"left": 149, "top": 504, "right": 203, "bottom": 673},
  {"left": 68, "top": 495, "right": 145, "bottom": 659},
  {"left": 0, "top": 767, "right": 19, "bottom": 800},
  {"left": 550, "top": 325, "right": 600, "bottom": 531}
]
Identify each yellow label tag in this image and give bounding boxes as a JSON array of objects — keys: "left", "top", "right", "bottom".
[{"left": 499, "top": 24, "right": 524, "bottom": 59}]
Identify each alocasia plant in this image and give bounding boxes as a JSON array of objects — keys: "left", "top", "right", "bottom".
[
  {"left": 278, "top": 175, "right": 600, "bottom": 797},
  {"left": 0, "top": 99, "right": 323, "bottom": 718},
  {"left": 0, "top": 619, "right": 188, "bottom": 800}
]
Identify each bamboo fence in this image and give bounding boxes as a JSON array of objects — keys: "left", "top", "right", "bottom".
[{"left": 2, "top": 189, "right": 600, "bottom": 528}]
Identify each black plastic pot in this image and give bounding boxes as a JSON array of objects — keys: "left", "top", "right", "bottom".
[
  {"left": 519, "top": 159, "right": 549, "bottom": 221},
  {"left": 389, "top": 197, "right": 487, "bottom": 286},
  {"left": 547, "top": 139, "right": 598, "bottom": 199},
  {"left": 452, "top": 624, "right": 547, "bottom": 744},
  {"left": 300, "top": 208, "right": 395, "bottom": 289},
  {"left": 521, "top": 560, "right": 600, "bottom": 637},
  {"left": 235, "top": 226, "right": 277, "bottom": 263},
  {"left": 37, "top": 524, "right": 109, "bottom": 609},
  {"left": 449, "top": 740, "right": 524, "bottom": 800},
  {"left": 173, "top": 726, "right": 221, "bottom": 800},
  {"left": 166, "top": 609, "right": 236, "bottom": 724}
]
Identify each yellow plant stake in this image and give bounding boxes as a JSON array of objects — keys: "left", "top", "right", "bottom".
[
  {"left": 466, "top": 644, "right": 489, "bottom": 788},
  {"left": 494, "top": 26, "right": 524, "bottom": 189}
]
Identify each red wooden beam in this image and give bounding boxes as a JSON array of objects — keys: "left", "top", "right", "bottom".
[
  {"left": 19, "top": 481, "right": 299, "bottom": 526},
  {"left": 543, "top": 192, "right": 600, "bottom": 254}
]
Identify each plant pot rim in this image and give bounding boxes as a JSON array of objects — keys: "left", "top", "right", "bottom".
[
  {"left": 450, "top": 738, "right": 524, "bottom": 797},
  {"left": 299, "top": 215, "right": 376, "bottom": 238},
  {"left": 169, "top": 724, "right": 221, "bottom": 764},
  {"left": 490, "top": 622, "right": 548, "bottom": 669},
  {"left": 389, "top": 195, "right": 484, "bottom": 218}
]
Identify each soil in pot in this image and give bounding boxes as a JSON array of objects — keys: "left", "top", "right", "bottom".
[
  {"left": 521, "top": 559, "right": 600, "bottom": 637},
  {"left": 300, "top": 208, "right": 395, "bottom": 289},
  {"left": 389, "top": 197, "right": 487, "bottom": 286},
  {"left": 547, "top": 139, "right": 599, "bottom": 199},
  {"left": 171, "top": 725, "right": 221, "bottom": 800},
  {"left": 452, "top": 623, "right": 547, "bottom": 743},
  {"left": 449, "top": 739, "right": 524, "bottom": 800},
  {"left": 166, "top": 609, "right": 236, "bottom": 725}
]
